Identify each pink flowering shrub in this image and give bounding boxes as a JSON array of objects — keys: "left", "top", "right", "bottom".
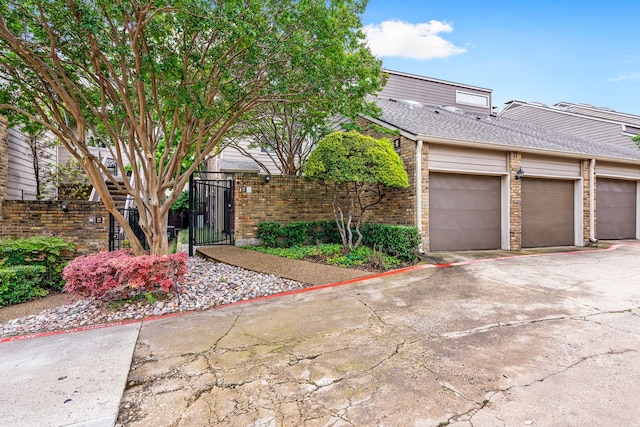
[{"left": 62, "top": 249, "right": 187, "bottom": 300}]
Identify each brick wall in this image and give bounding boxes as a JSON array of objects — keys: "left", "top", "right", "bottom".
[
  {"left": 0, "top": 200, "right": 109, "bottom": 256},
  {"left": 362, "top": 134, "right": 416, "bottom": 228},
  {"left": 233, "top": 174, "right": 333, "bottom": 245},
  {"left": 233, "top": 170, "right": 414, "bottom": 246},
  {"left": 0, "top": 116, "right": 7, "bottom": 210}
]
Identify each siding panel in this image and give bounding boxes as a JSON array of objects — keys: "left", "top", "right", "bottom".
[
  {"left": 501, "top": 104, "right": 636, "bottom": 149},
  {"left": 7, "top": 129, "right": 38, "bottom": 200},
  {"left": 596, "top": 161, "right": 640, "bottom": 179},
  {"left": 378, "top": 72, "right": 492, "bottom": 114},
  {"left": 220, "top": 139, "right": 284, "bottom": 174},
  {"left": 521, "top": 154, "right": 581, "bottom": 178},
  {"left": 7, "top": 129, "right": 57, "bottom": 200},
  {"left": 429, "top": 145, "right": 507, "bottom": 173}
]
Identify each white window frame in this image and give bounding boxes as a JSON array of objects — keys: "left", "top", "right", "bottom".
[{"left": 456, "top": 90, "right": 489, "bottom": 108}]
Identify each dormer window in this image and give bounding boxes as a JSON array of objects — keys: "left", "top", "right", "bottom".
[
  {"left": 456, "top": 90, "right": 489, "bottom": 108},
  {"left": 622, "top": 124, "right": 640, "bottom": 137}
]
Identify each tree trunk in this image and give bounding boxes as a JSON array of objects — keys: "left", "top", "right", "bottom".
[{"left": 148, "top": 206, "right": 169, "bottom": 255}]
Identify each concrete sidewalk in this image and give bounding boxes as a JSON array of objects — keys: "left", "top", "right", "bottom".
[
  {"left": 0, "top": 323, "right": 140, "bottom": 427},
  {"left": 197, "top": 245, "right": 372, "bottom": 285}
]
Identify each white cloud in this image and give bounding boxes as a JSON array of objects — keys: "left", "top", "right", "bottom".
[
  {"left": 608, "top": 72, "right": 640, "bottom": 82},
  {"left": 363, "top": 20, "right": 466, "bottom": 60}
]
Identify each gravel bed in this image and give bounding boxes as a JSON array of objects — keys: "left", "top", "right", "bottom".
[{"left": 0, "top": 256, "right": 305, "bottom": 338}]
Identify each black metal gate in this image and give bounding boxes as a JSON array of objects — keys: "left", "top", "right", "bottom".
[
  {"left": 109, "top": 208, "right": 149, "bottom": 251},
  {"left": 189, "top": 172, "right": 234, "bottom": 255}
]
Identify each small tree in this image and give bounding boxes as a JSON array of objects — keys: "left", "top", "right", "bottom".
[
  {"left": 0, "top": 0, "right": 382, "bottom": 255},
  {"left": 225, "top": 67, "right": 385, "bottom": 176},
  {"left": 633, "top": 134, "right": 640, "bottom": 148},
  {"left": 304, "top": 131, "right": 409, "bottom": 249}
]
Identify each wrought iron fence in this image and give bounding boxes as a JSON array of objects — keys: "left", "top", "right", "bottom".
[
  {"left": 189, "top": 172, "right": 235, "bottom": 255},
  {"left": 108, "top": 208, "right": 148, "bottom": 251}
]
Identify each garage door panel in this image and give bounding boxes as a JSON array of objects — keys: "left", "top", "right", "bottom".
[
  {"left": 522, "top": 179, "right": 574, "bottom": 247},
  {"left": 430, "top": 229, "right": 500, "bottom": 251},
  {"left": 432, "top": 213, "right": 500, "bottom": 230},
  {"left": 596, "top": 179, "right": 636, "bottom": 239},
  {"left": 430, "top": 173, "right": 501, "bottom": 251}
]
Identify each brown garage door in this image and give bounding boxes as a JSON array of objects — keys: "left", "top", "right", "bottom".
[
  {"left": 429, "top": 173, "right": 501, "bottom": 251},
  {"left": 596, "top": 178, "right": 636, "bottom": 239},
  {"left": 522, "top": 179, "right": 574, "bottom": 247}
]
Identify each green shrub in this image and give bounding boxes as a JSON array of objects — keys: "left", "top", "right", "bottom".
[
  {"left": 360, "top": 223, "right": 421, "bottom": 262},
  {"left": 280, "top": 222, "right": 309, "bottom": 247},
  {"left": 0, "top": 236, "right": 76, "bottom": 290},
  {"left": 0, "top": 266, "right": 48, "bottom": 307},
  {"left": 256, "top": 222, "right": 282, "bottom": 247},
  {"left": 255, "top": 220, "right": 420, "bottom": 261},
  {"left": 307, "top": 220, "right": 341, "bottom": 244},
  {"left": 170, "top": 190, "right": 190, "bottom": 214},
  {"left": 327, "top": 246, "right": 401, "bottom": 269}
]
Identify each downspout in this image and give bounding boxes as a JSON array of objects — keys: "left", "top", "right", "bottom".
[
  {"left": 416, "top": 139, "right": 425, "bottom": 254},
  {"left": 589, "top": 158, "right": 597, "bottom": 243}
]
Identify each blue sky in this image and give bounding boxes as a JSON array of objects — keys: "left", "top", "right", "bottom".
[{"left": 361, "top": 0, "right": 640, "bottom": 115}]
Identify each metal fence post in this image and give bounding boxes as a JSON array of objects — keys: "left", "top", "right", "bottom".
[{"left": 188, "top": 172, "right": 194, "bottom": 257}]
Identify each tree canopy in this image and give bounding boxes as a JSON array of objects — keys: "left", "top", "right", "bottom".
[
  {"left": 304, "top": 130, "right": 408, "bottom": 249},
  {"left": 225, "top": 65, "right": 384, "bottom": 176},
  {"left": 0, "top": 0, "right": 383, "bottom": 255}
]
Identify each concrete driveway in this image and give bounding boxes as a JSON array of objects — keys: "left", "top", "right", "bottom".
[{"left": 118, "top": 244, "right": 640, "bottom": 426}]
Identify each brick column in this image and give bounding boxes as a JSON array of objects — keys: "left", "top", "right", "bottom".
[
  {"left": 421, "top": 142, "right": 430, "bottom": 252},
  {"left": 0, "top": 116, "right": 8, "bottom": 214},
  {"left": 509, "top": 152, "right": 522, "bottom": 251},
  {"left": 582, "top": 159, "right": 593, "bottom": 244}
]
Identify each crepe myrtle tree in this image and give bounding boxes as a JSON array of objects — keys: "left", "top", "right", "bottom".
[
  {"left": 0, "top": 0, "right": 383, "bottom": 255},
  {"left": 303, "top": 131, "right": 409, "bottom": 249}
]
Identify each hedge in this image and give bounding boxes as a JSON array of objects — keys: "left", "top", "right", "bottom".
[
  {"left": 0, "top": 236, "right": 76, "bottom": 290},
  {"left": 359, "top": 223, "right": 422, "bottom": 262},
  {"left": 255, "top": 220, "right": 420, "bottom": 261},
  {"left": 0, "top": 265, "right": 48, "bottom": 307}
]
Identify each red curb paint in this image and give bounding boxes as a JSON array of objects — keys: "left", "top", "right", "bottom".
[{"left": 3, "top": 243, "right": 638, "bottom": 343}]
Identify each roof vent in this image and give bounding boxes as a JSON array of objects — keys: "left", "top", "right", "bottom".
[
  {"left": 397, "top": 99, "right": 423, "bottom": 109},
  {"left": 442, "top": 105, "right": 465, "bottom": 114}
]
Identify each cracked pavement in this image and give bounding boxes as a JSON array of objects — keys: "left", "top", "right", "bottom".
[{"left": 117, "top": 244, "right": 640, "bottom": 426}]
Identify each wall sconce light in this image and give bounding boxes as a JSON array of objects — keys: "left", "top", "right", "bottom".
[
  {"left": 264, "top": 175, "right": 271, "bottom": 184},
  {"left": 60, "top": 201, "right": 69, "bottom": 212},
  {"left": 514, "top": 167, "right": 525, "bottom": 180}
]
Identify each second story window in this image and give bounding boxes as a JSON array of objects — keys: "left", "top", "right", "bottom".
[{"left": 456, "top": 90, "right": 489, "bottom": 108}]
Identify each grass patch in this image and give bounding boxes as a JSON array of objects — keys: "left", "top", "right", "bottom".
[
  {"left": 247, "top": 243, "right": 404, "bottom": 270},
  {"left": 248, "top": 243, "right": 343, "bottom": 260}
]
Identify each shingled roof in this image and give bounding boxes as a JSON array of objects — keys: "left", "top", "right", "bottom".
[{"left": 370, "top": 97, "right": 640, "bottom": 163}]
